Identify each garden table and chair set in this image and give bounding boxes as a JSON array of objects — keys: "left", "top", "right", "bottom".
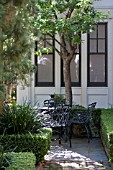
[{"left": 40, "top": 99, "right": 97, "bottom": 148}]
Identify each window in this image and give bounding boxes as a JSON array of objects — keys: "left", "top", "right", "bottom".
[
  {"left": 87, "top": 23, "right": 107, "bottom": 87},
  {"left": 61, "top": 44, "right": 81, "bottom": 87},
  {"left": 35, "top": 35, "right": 55, "bottom": 87}
]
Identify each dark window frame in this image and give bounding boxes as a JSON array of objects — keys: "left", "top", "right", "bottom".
[
  {"left": 35, "top": 36, "right": 55, "bottom": 87},
  {"left": 87, "top": 23, "right": 108, "bottom": 87},
  {"left": 61, "top": 45, "right": 81, "bottom": 87}
]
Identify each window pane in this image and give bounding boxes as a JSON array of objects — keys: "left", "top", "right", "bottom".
[
  {"left": 35, "top": 35, "right": 54, "bottom": 86},
  {"left": 98, "top": 39, "right": 105, "bottom": 53},
  {"left": 90, "top": 40, "right": 97, "bottom": 52},
  {"left": 89, "top": 54, "right": 105, "bottom": 82},
  {"left": 98, "top": 25, "right": 105, "bottom": 38},
  {"left": 71, "top": 54, "right": 79, "bottom": 82},
  {"left": 88, "top": 23, "right": 107, "bottom": 87},
  {"left": 90, "top": 25, "right": 97, "bottom": 38},
  {"left": 37, "top": 55, "right": 53, "bottom": 82}
]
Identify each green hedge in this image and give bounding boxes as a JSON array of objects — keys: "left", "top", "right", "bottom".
[
  {"left": 92, "top": 108, "right": 101, "bottom": 129},
  {"left": 100, "top": 109, "right": 113, "bottom": 162},
  {"left": 0, "top": 128, "right": 52, "bottom": 163},
  {"left": 5, "top": 152, "right": 36, "bottom": 170}
]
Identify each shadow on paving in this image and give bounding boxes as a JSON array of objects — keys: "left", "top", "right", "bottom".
[{"left": 36, "top": 137, "right": 112, "bottom": 170}]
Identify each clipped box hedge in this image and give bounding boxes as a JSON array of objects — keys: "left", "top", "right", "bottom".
[
  {"left": 5, "top": 152, "right": 36, "bottom": 170},
  {"left": 0, "top": 128, "right": 52, "bottom": 163},
  {"left": 100, "top": 109, "right": 113, "bottom": 163}
]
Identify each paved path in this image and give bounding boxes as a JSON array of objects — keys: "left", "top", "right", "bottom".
[{"left": 36, "top": 137, "right": 112, "bottom": 170}]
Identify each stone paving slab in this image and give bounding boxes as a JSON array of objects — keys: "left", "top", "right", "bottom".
[{"left": 36, "top": 137, "right": 112, "bottom": 170}]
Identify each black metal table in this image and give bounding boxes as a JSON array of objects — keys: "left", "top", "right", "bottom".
[{"left": 40, "top": 102, "right": 96, "bottom": 147}]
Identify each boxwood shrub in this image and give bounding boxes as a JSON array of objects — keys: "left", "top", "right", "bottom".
[
  {"left": 100, "top": 109, "right": 113, "bottom": 163},
  {"left": 92, "top": 108, "right": 101, "bottom": 130},
  {"left": 5, "top": 152, "right": 36, "bottom": 170},
  {"left": 0, "top": 128, "right": 52, "bottom": 163}
]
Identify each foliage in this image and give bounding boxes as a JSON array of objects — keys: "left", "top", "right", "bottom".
[
  {"left": 92, "top": 108, "right": 101, "bottom": 130},
  {"left": 0, "top": 103, "right": 43, "bottom": 135},
  {"left": 0, "top": 85, "right": 6, "bottom": 100},
  {"left": 34, "top": 0, "right": 108, "bottom": 43},
  {"left": 101, "top": 109, "right": 113, "bottom": 132},
  {"left": 5, "top": 152, "right": 36, "bottom": 170},
  {"left": 0, "top": 142, "right": 8, "bottom": 169},
  {"left": 0, "top": 128, "right": 52, "bottom": 163},
  {"left": 0, "top": 0, "right": 36, "bottom": 98},
  {"left": 53, "top": 93, "right": 66, "bottom": 105},
  {"left": 0, "top": 134, "right": 16, "bottom": 170},
  {"left": 32, "top": 0, "right": 109, "bottom": 105},
  {"left": 100, "top": 109, "right": 113, "bottom": 162}
]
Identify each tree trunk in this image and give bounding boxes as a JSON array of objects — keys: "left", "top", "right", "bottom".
[{"left": 63, "top": 58, "right": 72, "bottom": 106}]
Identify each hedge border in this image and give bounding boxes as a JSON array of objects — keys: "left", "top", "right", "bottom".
[{"left": 0, "top": 128, "right": 52, "bottom": 163}]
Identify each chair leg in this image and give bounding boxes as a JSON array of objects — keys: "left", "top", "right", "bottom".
[
  {"left": 64, "top": 125, "right": 72, "bottom": 148},
  {"left": 68, "top": 125, "right": 72, "bottom": 148},
  {"left": 84, "top": 124, "right": 90, "bottom": 143},
  {"left": 64, "top": 127, "right": 68, "bottom": 142},
  {"left": 58, "top": 127, "right": 62, "bottom": 145},
  {"left": 87, "top": 123, "right": 92, "bottom": 140},
  {"left": 69, "top": 131, "right": 72, "bottom": 148}
]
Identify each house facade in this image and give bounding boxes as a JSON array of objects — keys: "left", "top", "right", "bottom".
[{"left": 17, "top": 0, "right": 113, "bottom": 108}]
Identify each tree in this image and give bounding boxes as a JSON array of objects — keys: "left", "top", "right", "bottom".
[
  {"left": 0, "top": 0, "right": 36, "bottom": 100},
  {"left": 33, "top": 0, "right": 108, "bottom": 105}
]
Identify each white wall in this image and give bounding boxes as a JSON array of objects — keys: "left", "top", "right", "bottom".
[{"left": 93, "top": 0, "right": 113, "bottom": 7}]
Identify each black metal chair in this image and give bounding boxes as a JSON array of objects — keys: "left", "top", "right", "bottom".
[
  {"left": 43, "top": 106, "right": 72, "bottom": 147},
  {"left": 44, "top": 98, "right": 56, "bottom": 108},
  {"left": 88, "top": 102, "right": 97, "bottom": 111},
  {"left": 69, "top": 102, "right": 96, "bottom": 144}
]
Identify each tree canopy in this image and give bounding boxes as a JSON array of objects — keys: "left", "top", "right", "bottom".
[
  {"left": 33, "top": 0, "right": 109, "bottom": 105},
  {"left": 0, "top": 0, "right": 36, "bottom": 99}
]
